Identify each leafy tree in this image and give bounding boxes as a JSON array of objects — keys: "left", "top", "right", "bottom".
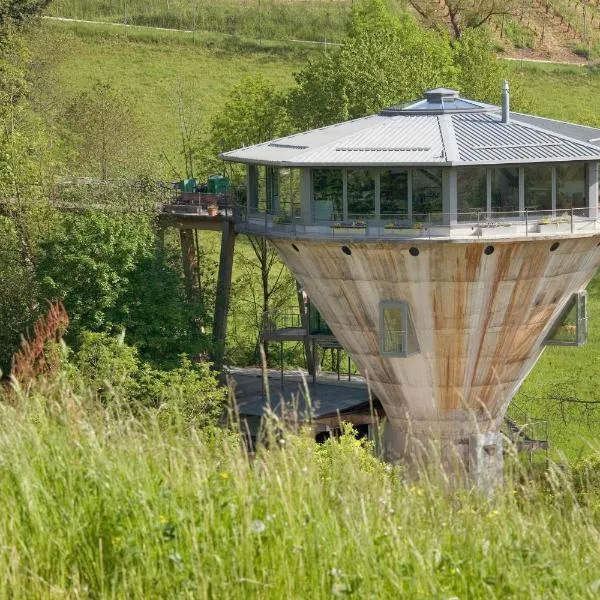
[
  {"left": 61, "top": 81, "right": 151, "bottom": 180},
  {"left": 36, "top": 212, "right": 213, "bottom": 360},
  {"left": 287, "top": 0, "right": 457, "bottom": 129},
  {"left": 0, "top": 0, "right": 52, "bottom": 30},
  {"left": 408, "top": 0, "right": 520, "bottom": 41},
  {"left": 69, "top": 331, "right": 226, "bottom": 429},
  {"left": 37, "top": 212, "right": 154, "bottom": 337},
  {"left": 454, "top": 28, "right": 530, "bottom": 110}
]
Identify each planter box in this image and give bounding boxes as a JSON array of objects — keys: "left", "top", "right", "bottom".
[{"left": 330, "top": 227, "right": 367, "bottom": 236}]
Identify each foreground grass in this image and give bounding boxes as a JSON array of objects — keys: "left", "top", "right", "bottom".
[{"left": 2, "top": 378, "right": 600, "bottom": 598}]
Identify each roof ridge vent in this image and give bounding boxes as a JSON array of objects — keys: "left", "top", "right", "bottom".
[{"left": 424, "top": 88, "right": 460, "bottom": 103}]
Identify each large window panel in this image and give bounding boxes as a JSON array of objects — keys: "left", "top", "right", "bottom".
[
  {"left": 557, "top": 163, "right": 586, "bottom": 212},
  {"left": 380, "top": 170, "right": 408, "bottom": 217},
  {"left": 491, "top": 167, "right": 519, "bottom": 214},
  {"left": 278, "top": 168, "right": 301, "bottom": 220},
  {"left": 457, "top": 167, "right": 486, "bottom": 221},
  {"left": 347, "top": 169, "right": 375, "bottom": 218},
  {"left": 313, "top": 169, "right": 343, "bottom": 222},
  {"left": 524, "top": 165, "right": 552, "bottom": 214},
  {"left": 412, "top": 168, "right": 442, "bottom": 218},
  {"left": 380, "top": 301, "right": 419, "bottom": 357}
]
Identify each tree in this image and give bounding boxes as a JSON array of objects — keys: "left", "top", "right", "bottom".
[
  {"left": 454, "top": 29, "right": 531, "bottom": 110},
  {"left": 408, "top": 0, "right": 520, "bottom": 41},
  {"left": 0, "top": 0, "right": 52, "bottom": 30},
  {"left": 287, "top": 0, "right": 457, "bottom": 130},
  {"left": 61, "top": 81, "right": 151, "bottom": 180}
]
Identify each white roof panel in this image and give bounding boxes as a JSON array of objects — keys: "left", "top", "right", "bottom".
[{"left": 221, "top": 90, "right": 600, "bottom": 167}]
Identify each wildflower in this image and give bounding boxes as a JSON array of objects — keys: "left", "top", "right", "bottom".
[
  {"left": 487, "top": 510, "right": 500, "bottom": 519},
  {"left": 219, "top": 472, "right": 230, "bottom": 480},
  {"left": 332, "top": 582, "right": 351, "bottom": 596},
  {"left": 330, "top": 568, "right": 344, "bottom": 578},
  {"left": 159, "top": 514, "right": 168, "bottom": 524},
  {"left": 251, "top": 520, "right": 266, "bottom": 534}
]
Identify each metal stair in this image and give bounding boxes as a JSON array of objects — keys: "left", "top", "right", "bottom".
[{"left": 503, "top": 404, "right": 549, "bottom": 459}]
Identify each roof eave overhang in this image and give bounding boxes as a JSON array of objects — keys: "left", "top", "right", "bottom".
[{"left": 222, "top": 155, "right": 600, "bottom": 168}]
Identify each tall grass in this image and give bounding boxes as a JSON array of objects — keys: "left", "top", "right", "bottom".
[{"left": 2, "top": 376, "right": 600, "bottom": 597}]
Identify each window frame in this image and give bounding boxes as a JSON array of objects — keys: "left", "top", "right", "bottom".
[{"left": 380, "top": 300, "right": 418, "bottom": 357}]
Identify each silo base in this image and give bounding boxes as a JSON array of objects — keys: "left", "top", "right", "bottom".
[{"left": 383, "top": 426, "right": 504, "bottom": 493}]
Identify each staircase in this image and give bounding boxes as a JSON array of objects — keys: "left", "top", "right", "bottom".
[{"left": 503, "top": 403, "right": 549, "bottom": 458}]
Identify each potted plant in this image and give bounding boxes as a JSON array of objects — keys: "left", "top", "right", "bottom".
[
  {"left": 207, "top": 203, "right": 219, "bottom": 217},
  {"left": 330, "top": 220, "right": 367, "bottom": 235}
]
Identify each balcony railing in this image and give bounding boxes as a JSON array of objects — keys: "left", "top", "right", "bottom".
[
  {"left": 163, "top": 191, "right": 238, "bottom": 217},
  {"left": 236, "top": 206, "right": 599, "bottom": 239}
]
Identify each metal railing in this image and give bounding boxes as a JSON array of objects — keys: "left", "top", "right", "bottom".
[
  {"left": 261, "top": 310, "right": 304, "bottom": 334},
  {"left": 382, "top": 330, "right": 407, "bottom": 354},
  {"left": 163, "top": 191, "right": 238, "bottom": 217},
  {"left": 236, "top": 206, "right": 598, "bottom": 239}
]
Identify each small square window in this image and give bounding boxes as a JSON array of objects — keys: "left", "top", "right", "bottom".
[
  {"left": 544, "top": 291, "right": 587, "bottom": 347},
  {"left": 380, "top": 301, "right": 419, "bottom": 357}
]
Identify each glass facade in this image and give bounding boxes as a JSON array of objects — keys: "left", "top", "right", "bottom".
[
  {"left": 457, "top": 167, "right": 487, "bottom": 220},
  {"left": 380, "top": 170, "right": 408, "bottom": 217},
  {"left": 557, "top": 163, "right": 586, "bottom": 211},
  {"left": 491, "top": 167, "right": 519, "bottom": 214},
  {"left": 272, "top": 162, "right": 596, "bottom": 227},
  {"left": 313, "top": 169, "right": 343, "bottom": 222},
  {"left": 524, "top": 165, "right": 553, "bottom": 213},
  {"left": 412, "top": 168, "right": 443, "bottom": 218},
  {"left": 347, "top": 170, "right": 375, "bottom": 218}
]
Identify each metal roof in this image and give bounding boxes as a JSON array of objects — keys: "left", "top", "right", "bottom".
[{"left": 221, "top": 89, "right": 600, "bottom": 168}]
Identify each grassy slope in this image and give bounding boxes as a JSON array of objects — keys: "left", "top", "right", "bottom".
[
  {"left": 3, "top": 387, "right": 600, "bottom": 598},
  {"left": 31, "top": 22, "right": 600, "bottom": 461},
  {"left": 33, "top": 21, "right": 309, "bottom": 178}
]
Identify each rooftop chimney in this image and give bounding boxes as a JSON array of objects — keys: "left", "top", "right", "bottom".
[{"left": 502, "top": 80, "right": 510, "bottom": 124}]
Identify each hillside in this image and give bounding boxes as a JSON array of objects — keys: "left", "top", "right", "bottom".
[{"left": 47, "top": 0, "right": 600, "bottom": 62}]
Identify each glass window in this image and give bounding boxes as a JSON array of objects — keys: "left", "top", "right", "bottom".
[
  {"left": 491, "top": 167, "right": 519, "bottom": 215},
  {"left": 457, "top": 167, "right": 487, "bottom": 221},
  {"left": 524, "top": 165, "right": 552, "bottom": 214},
  {"left": 313, "top": 169, "right": 343, "bottom": 222},
  {"left": 412, "top": 168, "right": 442, "bottom": 220},
  {"left": 380, "top": 301, "right": 419, "bottom": 357},
  {"left": 266, "top": 167, "right": 279, "bottom": 213},
  {"left": 544, "top": 291, "right": 587, "bottom": 347},
  {"left": 557, "top": 163, "right": 586, "bottom": 212},
  {"left": 380, "top": 170, "right": 408, "bottom": 217},
  {"left": 278, "top": 168, "right": 301, "bottom": 221},
  {"left": 347, "top": 169, "right": 375, "bottom": 218}
]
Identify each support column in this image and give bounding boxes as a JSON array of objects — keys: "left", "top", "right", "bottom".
[
  {"left": 518, "top": 167, "right": 525, "bottom": 215},
  {"left": 407, "top": 170, "right": 413, "bottom": 222},
  {"left": 300, "top": 169, "right": 312, "bottom": 225},
  {"left": 342, "top": 169, "right": 348, "bottom": 221},
  {"left": 248, "top": 165, "right": 259, "bottom": 213},
  {"left": 383, "top": 419, "right": 503, "bottom": 492},
  {"left": 551, "top": 166, "right": 557, "bottom": 217},
  {"left": 374, "top": 172, "right": 381, "bottom": 220},
  {"left": 486, "top": 168, "right": 492, "bottom": 216},
  {"left": 297, "top": 283, "right": 315, "bottom": 377},
  {"left": 443, "top": 168, "right": 458, "bottom": 225},
  {"left": 212, "top": 221, "right": 237, "bottom": 370},
  {"left": 587, "top": 161, "right": 598, "bottom": 218},
  {"left": 180, "top": 228, "right": 200, "bottom": 301}
]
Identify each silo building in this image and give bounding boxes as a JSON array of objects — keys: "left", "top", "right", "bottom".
[{"left": 222, "top": 84, "right": 600, "bottom": 484}]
